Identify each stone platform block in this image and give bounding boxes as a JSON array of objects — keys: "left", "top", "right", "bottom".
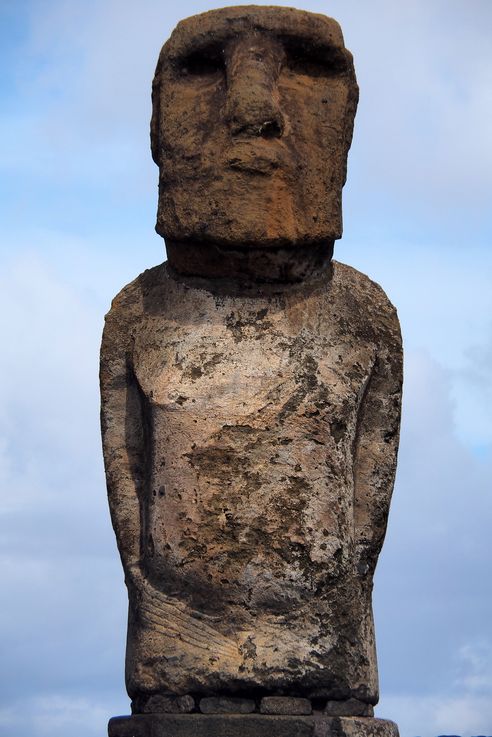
[
  {"left": 260, "top": 696, "right": 312, "bottom": 714},
  {"left": 108, "top": 713, "right": 399, "bottom": 737}
]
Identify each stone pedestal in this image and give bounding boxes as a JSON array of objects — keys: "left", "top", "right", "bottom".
[{"left": 108, "top": 714, "right": 399, "bottom": 737}]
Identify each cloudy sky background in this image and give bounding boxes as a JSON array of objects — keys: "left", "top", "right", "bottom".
[{"left": 1, "top": 1, "right": 491, "bottom": 735}]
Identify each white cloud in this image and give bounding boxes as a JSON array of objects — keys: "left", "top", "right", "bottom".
[
  {"left": 378, "top": 693, "right": 492, "bottom": 737},
  {"left": 0, "top": 693, "right": 128, "bottom": 737},
  {"left": 455, "top": 642, "right": 492, "bottom": 694},
  {"left": 453, "top": 326, "right": 492, "bottom": 449},
  {"left": 337, "top": 0, "right": 492, "bottom": 214},
  {"left": 374, "top": 348, "right": 492, "bottom": 733}
]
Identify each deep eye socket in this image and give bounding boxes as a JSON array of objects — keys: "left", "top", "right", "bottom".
[
  {"left": 179, "top": 48, "right": 225, "bottom": 78},
  {"left": 282, "top": 43, "right": 348, "bottom": 78}
]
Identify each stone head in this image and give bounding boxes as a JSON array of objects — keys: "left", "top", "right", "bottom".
[{"left": 151, "top": 5, "right": 358, "bottom": 262}]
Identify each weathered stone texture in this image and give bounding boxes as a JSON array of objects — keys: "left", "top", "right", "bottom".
[
  {"left": 324, "top": 698, "right": 374, "bottom": 717},
  {"left": 101, "top": 3, "right": 402, "bottom": 726},
  {"left": 101, "top": 260, "right": 402, "bottom": 701},
  {"left": 199, "top": 696, "right": 256, "bottom": 714},
  {"left": 133, "top": 694, "right": 195, "bottom": 714},
  {"left": 108, "top": 714, "right": 400, "bottom": 737},
  {"left": 260, "top": 696, "right": 312, "bottom": 715}
]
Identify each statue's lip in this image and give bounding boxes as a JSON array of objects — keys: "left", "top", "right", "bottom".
[{"left": 224, "top": 140, "right": 289, "bottom": 175}]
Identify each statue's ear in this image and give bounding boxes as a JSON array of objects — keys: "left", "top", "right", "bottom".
[{"left": 150, "top": 64, "right": 161, "bottom": 166}]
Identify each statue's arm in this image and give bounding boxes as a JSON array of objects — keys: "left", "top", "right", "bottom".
[
  {"left": 353, "top": 326, "right": 403, "bottom": 576},
  {"left": 100, "top": 290, "right": 144, "bottom": 581}
]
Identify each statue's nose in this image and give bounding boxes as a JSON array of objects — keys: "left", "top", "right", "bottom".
[{"left": 225, "top": 38, "right": 285, "bottom": 138}]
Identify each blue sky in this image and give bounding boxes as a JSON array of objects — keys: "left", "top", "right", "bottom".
[{"left": 0, "top": 1, "right": 491, "bottom": 736}]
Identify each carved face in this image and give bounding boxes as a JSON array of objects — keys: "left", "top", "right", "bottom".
[{"left": 151, "top": 6, "right": 358, "bottom": 248}]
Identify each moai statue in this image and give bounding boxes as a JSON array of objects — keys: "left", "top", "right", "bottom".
[{"left": 101, "top": 7, "right": 403, "bottom": 737}]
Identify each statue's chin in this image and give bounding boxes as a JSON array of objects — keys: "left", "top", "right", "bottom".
[{"left": 155, "top": 176, "right": 343, "bottom": 250}]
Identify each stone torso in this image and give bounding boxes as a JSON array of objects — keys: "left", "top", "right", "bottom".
[
  {"left": 100, "top": 259, "right": 400, "bottom": 701},
  {"left": 133, "top": 264, "right": 376, "bottom": 619}
]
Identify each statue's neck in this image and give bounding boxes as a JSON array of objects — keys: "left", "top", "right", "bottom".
[{"left": 165, "top": 239, "right": 334, "bottom": 288}]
